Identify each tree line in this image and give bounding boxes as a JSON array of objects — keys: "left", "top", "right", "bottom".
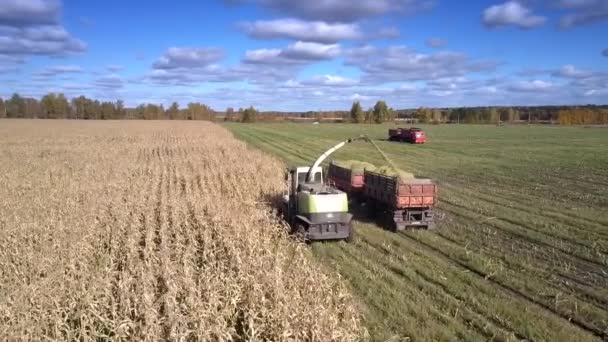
[
  {"left": 556, "top": 107, "right": 608, "bottom": 125},
  {"left": 0, "top": 93, "right": 215, "bottom": 121},
  {"left": 2, "top": 92, "right": 606, "bottom": 125},
  {"left": 222, "top": 102, "right": 608, "bottom": 125},
  {"left": 413, "top": 105, "right": 608, "bottom": 125},
  {"left": 349, "top": 101, "right": 395, "bottom": 123}
]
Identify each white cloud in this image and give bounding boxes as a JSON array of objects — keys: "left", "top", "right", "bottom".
[
  {"left": 0, "top": 1, "right": 86, "bottom": 58},
  {"left": 34, "top": 65, "right": 83, "bottom": 77},
  {"left": 507, "top": 80, "right": 554, "bottom": 92},
  {"left": 301, "top": 75, "right": 359, "bottom": 87},
  {"left": 248, "top": 0, "right": 434, "bottom": 22},
  {"left": 483, "top": 1, "right": 546, "bottom": 29},
  {"left": 153, "top": 47, "right": 225, "bottom": 69},
  {"left": 345, "top": 45, "right": 498, "bottom": 83},
  {"left": 556, "top": 0, "right": 608, "bottom": 27},
  {"left": 242, "top": 19, "right": 361, "bottom": 43},
  {"left": 242, "top": 49, "right": 285, "bottom": 64},
  {"left": 243, "top": 41, "right": 340, "bottom": 64},
  {"left": 350, "top": 93, "right": 371, "bottom": 101},
  {"left": 95, "top": 74, "right": 123, "bottom": 89},
  {"left": 0, "top": 54, "right": 24, "bottom": 73},
  {"left": 282, "top": 41, "right": 341, "bottom": 60},
  {"left": 0, "top": 0, "right": 61, "bottom": 26},
  {"left": 552, "top": 65, "right": 593, "bottom": 79},
  {"left": 0, "top": 25, "right": 86, "bottom": 55}
]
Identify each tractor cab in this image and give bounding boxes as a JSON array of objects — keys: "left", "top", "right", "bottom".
[
  {"left": 286, "top": 166, "right": 323, "bottom": 195},
  {"left": 282, "top": 166, "right": 353, "bottom": 241}
]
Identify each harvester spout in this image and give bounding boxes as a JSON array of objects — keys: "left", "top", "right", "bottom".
[{"left": 306, "top": 135, "right": 369, "bottom": 183}]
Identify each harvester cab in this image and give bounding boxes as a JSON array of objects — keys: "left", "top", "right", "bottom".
[{"left": 281, "top": 136, "right": 369, "bottom": 242}]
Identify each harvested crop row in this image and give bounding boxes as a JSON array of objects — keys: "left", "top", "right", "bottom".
[{"left": 0, "top": 120, "right": 361, "bottom": 341}]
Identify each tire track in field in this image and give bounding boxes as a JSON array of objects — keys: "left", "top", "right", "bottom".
[
  {"left": 430, "top": 224, "right": 608, "bottom": 334},
  {"left": 442, "top": 183, "right": 608, "bottom": 247},
  {"left": 397, "top": 230, "right": 607, "bottom": 340},
  {"left": 438, "top": 205, "right": 608, "bottom": 290},
  {"left": 445, "top": 175, "right": 608, "bottom": 230},
  {"left": 345, "top": 231, "right": 524, "bottom": 341},
  {"left": 441, "top": 199, "right": 608, "bottom": 287},
  {"left": 441, "top": 198, "right": 607, "bottom": 269},
  {"left": 436, "top": 225, "right": 608, "bottom": 309},
  {"left": 458, "top": 181, "right": 608, "bottom": 230},
  {"left": 320, "top": 239, "right": 494, "bottom": 341},
  {"left": 354, "top": 225, "right": 596, "bottom": 341},
  {"left": 436, "top": 205, "right": 608, "bottom": 332}
]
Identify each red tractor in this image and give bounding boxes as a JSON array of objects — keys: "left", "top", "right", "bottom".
[{"left": 388, "top": 127, "right": 427, "bottom": 144}]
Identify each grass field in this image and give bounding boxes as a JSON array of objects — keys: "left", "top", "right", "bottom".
[
  {"left": 227, "top": 123, "right": 608, "bottom": 341},
  {"left": 0, "top": 120, "right": 361, "bottom": 340}
]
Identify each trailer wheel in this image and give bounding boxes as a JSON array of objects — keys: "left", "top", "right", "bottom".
[{"left": 366, "top": 200, "right": 377, "bottom": 218}]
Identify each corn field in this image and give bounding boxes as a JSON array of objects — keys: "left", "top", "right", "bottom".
[{"left": 0, "top": 120, "right": 362, "bottom": 341}]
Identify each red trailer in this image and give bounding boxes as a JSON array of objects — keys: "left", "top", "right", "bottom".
[
  {"left": 388, "top": 127, "right": 427, "bottom": 144},
  {"left": 327, "top": 162, "right": 365, "bottom": 193},
  {"left": 328, "top": 160, "right": 438, "bottom": 231},
  {"left": 363, "top": 170, "right": 437, "bottom": 230}
]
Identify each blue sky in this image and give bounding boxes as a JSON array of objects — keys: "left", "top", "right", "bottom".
[{"left": 0, "top": 0, "right": 607, "bottom": 111}]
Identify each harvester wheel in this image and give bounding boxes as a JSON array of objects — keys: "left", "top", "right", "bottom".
[
  {"left": 345, "top": 225, "right": 355, "bottom": 243},
  {"left": 294, "top": 222, "right": 307, "bottom": 242}
]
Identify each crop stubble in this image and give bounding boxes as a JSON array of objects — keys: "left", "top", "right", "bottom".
[{"left": 228, "top": 123, "right": 608, "bottom": 341}]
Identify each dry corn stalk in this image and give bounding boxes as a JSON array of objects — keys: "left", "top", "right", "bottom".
[{"left": 0, "top": 120, "right": 362, "bottom": 341}]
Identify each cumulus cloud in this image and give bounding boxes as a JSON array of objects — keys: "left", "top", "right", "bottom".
[
  {"left": 153, "top": 47, "right": 225, "bottom": 69},
  {"left": 0, "top": 25, "right": 86, "bottom": 55},
  {"left": 548, "top": 65, "right": 608, "bottom": 95},
  {"left": 0, "top": 1, "right": 86, "bottom": 58},
  {"left": 552, "top": 64, "right": 593, "bottom": 79},
  {"left": 95, "top": 74, "right": 123, "bottom": 89},
  {"left": 300, "top": 75, "right": 359, "bottom": 87},
  {"left": 0, "top": 54, "right": 24, "bottom": 73},
  {"left": 426, "top": 38, "right": 446, "bottom": 48},
  {"left": 0, "top": 0, "right": 61, "bottom": 26},
  {"left": 146, "top": 62, "right": 295, "bottom": 85},
  {"left": 345, "top": 45, "right": 498, "bottom": 83},
  {"left": 483, "top": 1, "right": 546, "bottom": 29},
  {"left": 507, "top": 80, "right": 554, "bottom": 92},
  {"left": 243, "top": 0, "right": 434, "bottom": 22},
  {"left": 34, "top": 65, "right": 83, "bottom": 77},
  {"left": 242, "top": 19, "right": 361, "bottom": 43},
  {"left": 281, "top": 41, "right": 341, "bottom": 60},
  {"left": 243, "top": 42, "right": 340, "bottom": 64},
  {"left": 556, "top": 0, "right": 608, "bottom": 27}
]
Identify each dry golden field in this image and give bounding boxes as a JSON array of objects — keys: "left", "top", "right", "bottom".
[{"left": 0, "top": 120, "right": 361, "bottom": 341}]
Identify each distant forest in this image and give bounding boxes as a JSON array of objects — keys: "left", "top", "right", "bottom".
[{"left": 1, "top": 92, "right": 607, "bottom": 125}]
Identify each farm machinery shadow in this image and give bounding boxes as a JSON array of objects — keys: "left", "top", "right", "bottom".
[
  {"left": 347, "top": 196, "right": 404, "bottom": 232},
  {"left": 262, "top": 191, "right": 397, "bottom": 242}
]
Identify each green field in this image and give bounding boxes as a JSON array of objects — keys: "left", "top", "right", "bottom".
[{"left": 226, "top": 123, "right": 608, "bottom": 341}]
